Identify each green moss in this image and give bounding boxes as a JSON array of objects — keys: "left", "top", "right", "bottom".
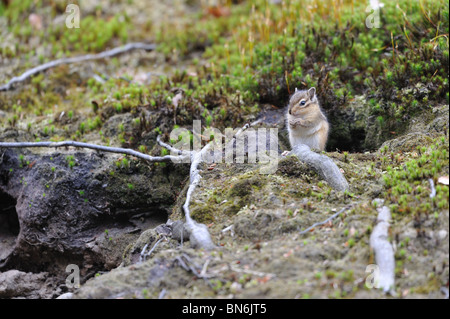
[
  {"left": 381, "top": 135, "right": 449, "bottom": 218},
  {"left": 276, "top": 156, "right": 317, "bottom": 178},
  {"left": 190, "top": 205, "right": 215, "bottom": 224},
  {"left": 228, "top": 175, "right": 265, "bottom": 198}
]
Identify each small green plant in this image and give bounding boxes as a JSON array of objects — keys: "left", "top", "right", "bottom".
[
  {"left": 343, "top": 151, "right": 349, "bottom": 163},
  {"left": 104, "top": 229, "right": 112, "bottom": 241},
  {"left": 138, "top": 145, "right": 146, "bottom": 153},
  {"left": 347, "top": 238, "right": 355, "bottom": 248},
  {"left": 154, "top": 127, "right": 162, "bottom": 135},
  {"left": 205, "top": 114, "right": 213, "bottom": 127},
  {"left": 161, "top": 148, "right": 169, "bottom": 156},
  {"left": 121, "top": 157, "right": 129, "bottom": 169},
  {"left": 66, "top": 155, "right": 76, "bottom": 169},
  {"left": 19, "top": 154, "right": 25, "bottom": 167},
  {"left": 141, "top": 288, "right": 149, "bottom": 299},
  {"left": 115, "top": 102, "right": 123, "bottom": 113}
]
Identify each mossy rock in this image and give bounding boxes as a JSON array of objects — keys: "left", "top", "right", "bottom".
[
  {"left": 380, "top": 132, "right": 434, "bottom": 153},
  {"left": 276, "top": 155, "right": 317, "bottom": 178},
  {"left": 228, "top": 174, "right": 266, "bottom": 198},
  {"left": 190, "top": 203, "right": 216, "bottom": 224}
]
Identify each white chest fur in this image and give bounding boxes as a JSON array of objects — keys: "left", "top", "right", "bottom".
[{"left": 287, "top": 121, "right": 323, "bottom": 150}]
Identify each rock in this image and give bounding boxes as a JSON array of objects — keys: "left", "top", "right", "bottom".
[
  {"left": 427, "top": 105, "right": 449, "bottom": 133},
  {"left": 0, "top": 270, "right": 51, "bottom": 298},
  {"left": 438, "top": 230, "right": 448, "bottom": 240},
  {"left": 380, "top": 132, "right": 433, "bottom": 153}
]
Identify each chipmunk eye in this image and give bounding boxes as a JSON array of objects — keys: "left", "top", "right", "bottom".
[{"left": 300, "top": 100, "right": 306, "bottom": 106}]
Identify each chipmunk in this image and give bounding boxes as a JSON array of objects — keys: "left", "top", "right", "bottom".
[{"left": 285, "top": 87, "right": 329, "bottom": 152}]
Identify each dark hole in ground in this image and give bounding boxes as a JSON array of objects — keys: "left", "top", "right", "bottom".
[
  {"left": 327, "top": 124, "right": 367, "bottom": 153},
  {"left": 128, "top": 210, "right": 168, "bottom": 230},
  {"left": 0, "top": 190, "right": 20, "bottom": 262}
]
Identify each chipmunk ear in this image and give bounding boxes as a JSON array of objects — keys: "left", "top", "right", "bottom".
[
  {"left": 308, "top": 87, "right": 316, "bottom": 100},
  {"left": 295, "top": 87, "right": 298, "bottom": 93}
]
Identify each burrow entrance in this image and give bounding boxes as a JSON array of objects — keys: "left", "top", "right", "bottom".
[{"left": 0, "top": 190, "right": 20, "bottom": 262}]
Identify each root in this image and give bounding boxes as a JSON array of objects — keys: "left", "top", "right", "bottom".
[
  {"left": 0, "top": 42, "right": 156, "bottom": 91},
  {"left": 290, "top": 144, "right": 350, "bottom": 192}
]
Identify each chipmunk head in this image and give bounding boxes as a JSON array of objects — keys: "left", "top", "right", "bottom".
[{"left": 288, "top": 87, "right": 317, "bottom": 116}]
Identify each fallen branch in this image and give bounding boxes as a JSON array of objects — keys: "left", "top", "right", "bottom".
[
  {"left": 174, "top": 254, "right": 214, "bottom": 280},
  {"left": 299, "top": 205, "right": 351, "bottom": 235},
  {"left": 156, "top": 135, "right": 189, "bottom": 156},
  {"left": 200, "top": 258, "right": 211, "bottom": 277},
  {"left": 429, "top": 178, "right": 436, "bottom": 198},
  {"left": 139, "top": 237, "right": 165, "bottom": 263},
  {"left": 182, "top": 142, "right": 216, "bottom": 249},
  {"left": 179, "top": 121, "right": 255, "bottom": 250},
  {"left": 290, "top": 144, "right": 349, "bottom": 192},
  {"left": 0, "top": 42, "right": 156, "bottom": 91},
  {"left": 228, "top": 266, "right": 276, "bottom": 278},
  {"left": 0, "top": 140, "right": 188, "bottom": 163},
  {"left": 370, "top": 201, "right": 395, "bottom": 294},
  {"left": 158, "top": 289, "right": 167, "bottom": 299}
]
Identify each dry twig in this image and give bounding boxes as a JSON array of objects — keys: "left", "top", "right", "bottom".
[
  {"left": 370, "top": 202, "right": 395, "bottom": 294},
  {"left": 0, "top": 140, "right": 188, "bottom": 163},
  {"left": 290, "top": 144, "right": 349, "bottom": 191},
  {"left": 299, "top": 205, "right": 351, "bottom": 235},
  {"left": 0, "top": 42, "right": 156, "bottom": 91}
]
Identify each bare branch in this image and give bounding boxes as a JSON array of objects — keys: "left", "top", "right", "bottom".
[
  {"left": 299, "top": 205, "right": 351, "bottom": 235},
  {"left": 290, "top": 144, "right": 349, "bottom": 192},
  {"left": 182, "top": 142, "right": 216, "bottom": 249},
  {"left": 158, "top": 289, "right": 167, "bottom": 299},
  {"left": 180, "top": 121, "right": 255, "bottom": 250},
  {"left": 174, "top": 253, "right": 214, "bottom": 280},
  {"left": 429, "top": 178, "right": 436, "bottom": 198},
  {"left": 370, "top": 202, "right": 395, "bottom": 294},
  {"left": 0, "top": 42, "right": 156, "bottom": 91},
  {"left": 229, "top": 266, "right": 276, "bottom": 278},
  {"left": 140, "top": 237, "right": 165, "bottom": 262},
  {"left": 0, "top": 140, "right": 188, "bottom": 163},
  {"left": 156, "top": 135, "right": 189, "bottom": 156}
]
